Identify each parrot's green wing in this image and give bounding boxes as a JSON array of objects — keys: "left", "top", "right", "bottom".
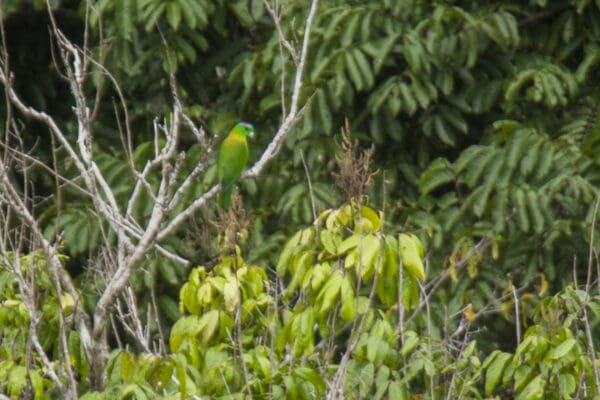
[{"left": 217, "top": 122, "right": 253, "bottom": 208}]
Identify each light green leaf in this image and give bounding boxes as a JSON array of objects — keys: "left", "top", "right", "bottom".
[
  {"left": 400, "top": 331, "right": 419, "bottom": 357},
  {"left": 317, "top": 270, "right": 343, "bottom": 313},
  {"left": 388, "top": 380, "right": 409, "bottom": 400},
  {"left": 356, "top": 234, "right": 380, "bottom": 278},
  {"left": 485, "top": 351, "right": 512, "bottom": 395},
  {"left": 199, "top": 309, "right": 220, "bottom": 345},
  {"left": 516, "top": 374, "right": 544, "bottom": 400},
  {"left": 359, "top": 205, "right": 383, "bottom": 231},
  {"left": 277, "top": 230, "right": 304, "bottom": 275},
  {"left": 399, "top": 233, "right": 425, "bottom": 281},
  {"left": 294, "top": 367, "right": 325, "bottom": 394},
  {"left": 547, "top": 338, "right": 576, "bottom": 360},
  {"left": 340, "top": 274, "right": 355, "bottom": 320},
  {"left": 169, "top": 315, "right": 200, "bottom": 351},
  {"left": 559, "top": 373, "right": 576, "bottom": 397},
  {"left": 320, "top": 229, "right": 338, "bottom": 255},
  {"left": 223, "top": 277, "right": 240, "bottom": 312},
  {"left": 338, "top": 234, "right": 360, "bottom": 255}
]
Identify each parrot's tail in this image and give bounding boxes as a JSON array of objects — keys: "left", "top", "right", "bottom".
[{"left": 219, "top": 182, "right": 234, "bottom": 209}]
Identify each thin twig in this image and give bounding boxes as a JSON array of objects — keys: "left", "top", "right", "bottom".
[
  {"left": 585, "top": 196, "right": 599, "bottom": 292},
  {"left": 300, "top": 150, "right": 318, "bottom": 225},
  {"left": 511, "top": 284, "right": 521, "bottom": 346}
]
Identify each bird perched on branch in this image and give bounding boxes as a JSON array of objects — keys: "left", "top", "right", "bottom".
[{"left": 218, "top": 121, "right": 255, "bottom": 208}]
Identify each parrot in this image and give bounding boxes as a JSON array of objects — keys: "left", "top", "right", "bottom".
[{"left": 217, "top": 121, "right": 255, "bottom": 209}]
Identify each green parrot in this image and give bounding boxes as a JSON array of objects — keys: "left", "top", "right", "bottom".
[{"left": 217, "top": 121, "right": 255, "bottom": 208}]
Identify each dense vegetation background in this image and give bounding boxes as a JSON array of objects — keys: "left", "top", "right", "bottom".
[{"left": 0, "top": 0, "right": 599, "bottom": 398}]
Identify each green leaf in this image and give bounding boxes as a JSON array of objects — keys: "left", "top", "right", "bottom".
[
  {"left": 420, "top": 157, "right": 454, "bottom": 195},
  {"left": 353, "top": 48, "right": 374, "bottom": 88},
  {"left": 317, "top": 89, "right": 333, "bottom": 134},
  {"left": 485, "top": 351, "right": 512, "bottom": 395},
  {"left": 342, "top": 12, "right": 361, "bottom": 46},
  {"left": 283, "top": 375, "right": 298, "bottom": 400},
  {"left": 558, "top": 373, "right": 576, "bottom": 397},
  {"left": 338, "top": 234, "right": 360, "bottom": 255},
  {"left": 28, "top": 370, "right": 43, "bottom": 400},
  {"left": 320, "top": 229, "right": 338, "bottom": 255},
  {"left": 412, "top": 77, "right": 432, "bottom": 109},
  {"left": 369, "top": 78, "right": 397, "bottom": 113},
  {"left": 169, "top": 316, "right": 198, "bottom": 351},
  {"left": 440, "top": 106, "right": 468, "bottom": 134},
  {"left": 402, "top": 274, "right": 420, "bottom": 311},
  {"left": 513, "top": 187, "right": 530, "bottom": 233},
  {"left": 186, "top": 0, "right": 209, "bottom": 27},
  {"left": 120, "top": 352, "right": 135, "bottom": 382},
  {"left": 514, "top": 365, "right": 534, "bottom": 392},
  {"left": 400, "top": 331, "right": 419, "bottom": 357},
  {"left": 399, "top": 233, "right": 425, "bottom": 281},
  {"left": 345, "top": 51, "right": 364, "bottom": 90},
  {"left": 144, "top": 2, "right": 166, "bottom": 32},
  {"left": 374, "top": 33, "right": 401, "bottom": 73},
  {"left": 117, "top": 0, "right": 135, "bottom": 40},
  {"left": 516, "top": 374, "right": 544, "bottom": 400},
  {"left": 158, "top": 295, "right": 181, "bottom": 321},
  {"left": 471, "top": 185, "right": 492, "bottom": 218},
  {"left": 178, "top": 0, "right": 197, "bottom": 29},
  {"left": 317, "top": 270, "right": 343, "bottom": 313},
  {"left": 358, "top": 362, "right": 375, "bottom": 396},
  {"left": 223, "top": 277, "right": 240, "bottom": 312},
  {"left": 366, "top": 336, "right": 385, "bottom": 365},
  {"left": 527, "top": 189, "right": 545, "bottom": 234},
  {"left": 166, "top": 1, "right": 182, "bottom": 30},
  {"left": 199, "top": 310, "right": 220, "bottom": 345},
  {"left": 403, "top": 33, "right": 424, "bottom": 72},
  {"left": 374, "top": 365, "right": 391, "bottom": 400},
  {"left": 520, "top": 139, "right": 541, "bottom": 176},
  {"left": 357, "top": 234, "right": 381, "bottom": 279},
  {"left": 547, "top": 338, "right": 576, "bottom": 360},
  {"left": 388, "top": 380, "right": 409, "bottom": 400},
  {"left": 359, "top": 205, "right": 383, "bottom": 231},
  {"left": 277, "top": 230, "right": 305, "bottom": 275},
  {"left": 290, "top": 252, "right": 313, "bottom": 292},
  {"left": 506, "top": 130, "right": 531, "bottom": 170},
  {"left": 458, "top": 147, "right": 495, "bottom": 187},
  {"left": 398, "top": 82, "right": 417, "bottom": 115},
  {"left": 243, "top": 57, "right": 255, "bottom": 90},
  {"left": 157, "top": 258, "right": 178, "bottom": 285},
  {"left": 293, "top": 367, "right": 325, "bottom": 394},
  {"left": 340, "top": 274, "right": 355, "bottom": 320}
]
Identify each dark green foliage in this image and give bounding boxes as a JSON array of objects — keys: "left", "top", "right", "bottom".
[{"left": 2, "top": 0, "right": 600, "bottom": 397}]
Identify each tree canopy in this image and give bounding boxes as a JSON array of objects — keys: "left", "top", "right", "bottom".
[{"left": 0, "top": 0, "right": 599, "bottom": 398}]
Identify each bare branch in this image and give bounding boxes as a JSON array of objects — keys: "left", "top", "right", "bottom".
[{"left": 263, "top": 0, "right": 298, "bottom": 62}]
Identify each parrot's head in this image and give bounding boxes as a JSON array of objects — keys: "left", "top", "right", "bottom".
[{"left": 237, "top": 121, "right": 255, "bottom": 139}]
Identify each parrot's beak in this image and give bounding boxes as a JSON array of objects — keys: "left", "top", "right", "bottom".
[{"left": 248, "top": 130, "right": 255, "bottom": 139}]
